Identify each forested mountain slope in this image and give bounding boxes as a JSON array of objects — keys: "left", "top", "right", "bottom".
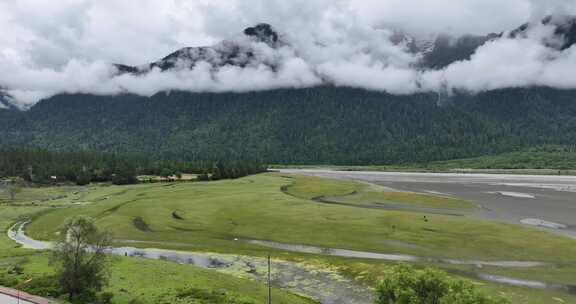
[{"left": 1, "top": 87, "right": 575, "bottom": 165}]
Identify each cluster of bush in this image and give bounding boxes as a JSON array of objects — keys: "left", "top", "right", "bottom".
[{"left": 375, "top": 265, "right": 510, "bottom": 304}]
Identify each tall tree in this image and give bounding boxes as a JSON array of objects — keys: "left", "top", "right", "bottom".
[
  {"left": 4, "top": 178, "right": 24, "bottom": 201},
  {"left": 51, "top": 216, "right": 112, "bottom": 302}
]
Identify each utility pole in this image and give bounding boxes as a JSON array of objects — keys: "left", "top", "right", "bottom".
[
  {"left": 267, "top": 254, "right": 272, "bottom": 304},
  {"left": 16, "top": 278, "right": 33, "bottom": 304}
]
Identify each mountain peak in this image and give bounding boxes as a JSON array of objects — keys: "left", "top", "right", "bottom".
[
  {"left": 0, "top": 92, "right": 15, "bottom": 110},
  {"left": 510, "top": 15, "right": 576, "bottom": 50},
  {"left": 243, "top": 23, "right": 279, "bottom": 46},
  {"left": 114, "top": 23, "right": 282, "bottom": 73}
]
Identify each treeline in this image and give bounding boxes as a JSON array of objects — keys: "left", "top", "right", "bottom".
[{"left": 0, "top": 149, "right": 267, "bottom": 185}]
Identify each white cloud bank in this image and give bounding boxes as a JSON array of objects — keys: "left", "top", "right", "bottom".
[{"left": 0, "top": 0, "right": 576, "bottom": 109}]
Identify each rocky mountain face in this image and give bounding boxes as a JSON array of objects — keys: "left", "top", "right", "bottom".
[
  {"left": 0, "top": 92, "right": 14, "bottom": 110},
  {"left": 416, "top": 34, "right": 492, "bottom": 69},
  {"left": 397, "top": 15, "right": 576, "bottom": 69},
  {"left": 112, "top": 15, "right": 576, "bottom": 77},
  {"left": 114, "top": 24, "right": 284, "bottom": 74},
  {"left": 509, "top": 15, "right": 576, "bottom": 50}
]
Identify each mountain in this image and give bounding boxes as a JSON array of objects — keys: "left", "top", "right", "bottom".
[
  {"left": 418, "top": 34, "right": 493, "bottom": 69},
  {"left": 114, "top": 24, "right": 283, "bottom": 74},
  {"left": 0, "top": 92, "right": 15, "bottom": 110},
  {"left": 390, "top": 30, "right": 495, "bottom": 69},
  {"left": 2, "top": 18, "right": 576, "bottom": 165},
  {"left": 400, "top": 15, "right": 576, "bottom": 69},
  {"left": 109, "top": 15, "right": 576, "bottom": 79},
  {"left": 509, "top": 15, "right": 576, "bottom": 50}
]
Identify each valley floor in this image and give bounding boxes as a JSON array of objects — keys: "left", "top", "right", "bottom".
[{"left": 1, "top": 172, "right": 576, "bottom": 303}]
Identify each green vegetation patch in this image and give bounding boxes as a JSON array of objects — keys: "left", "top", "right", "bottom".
[
  {"left": 0, "top": 199, "right": 314, "bottom": 304},
  {"left": 282, "top": 174, "right": 475, "bottom": 210},
  {"left": 7, "top": 173, "right": 576, "bottom": 303},
  {"left": 26, "top": 174, "right": 576, "bottom": 264}
]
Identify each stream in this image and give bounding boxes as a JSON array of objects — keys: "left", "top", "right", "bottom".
[
  {"left": 8, "top": 222, "right": 576, "bottom": 302},
  {"left": 8, "top": 222, "right": 372, "bottom": 304}
]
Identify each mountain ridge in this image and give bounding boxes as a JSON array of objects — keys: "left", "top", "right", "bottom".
[
  {"left": 108, "top": 15, "right": 576, "bottom": 78},
  {"left": 1, "top": 17, "right": 576, "bottom": 165},
  {"left": 113, "top": 23, "right": 284, "bottom": 74}
]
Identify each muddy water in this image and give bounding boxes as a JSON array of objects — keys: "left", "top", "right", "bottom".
[{"left": 8, "top": 222, "right": 372, "bottom": 304}]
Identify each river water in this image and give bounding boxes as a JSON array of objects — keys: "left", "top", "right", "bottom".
[{"left": 8, "top": 222, "right": 576, "bottom": 301}]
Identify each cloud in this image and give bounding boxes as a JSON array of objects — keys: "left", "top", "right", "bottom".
[
  {"left": 421, "top": 22, "right": 576, "bottom": 93},
  {"left": 528, "top": 0, "right": 576, "bottom": 21},
  {"left": 1, "top": 0, "right": 576, "bottom": 109},
  {"left": 350, "top": 0, "right": 532, "bottom": 36}
]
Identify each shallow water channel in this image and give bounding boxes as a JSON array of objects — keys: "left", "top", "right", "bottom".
[
  {"left": 8, "top": 222, "right": 372, "bottom": 304},
  {"left": 8, "top": 222, "right": 576, "bottom": 301}
]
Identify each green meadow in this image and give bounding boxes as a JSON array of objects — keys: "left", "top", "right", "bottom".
[
  {"left": 0, "top": 192, "right": 314, "bottom": 304},
  {"left": 2, "top": 173, "right": 576, "bottom": 303}
]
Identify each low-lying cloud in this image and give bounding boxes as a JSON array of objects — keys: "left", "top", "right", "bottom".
[{"left": 1, "top": 0, "right": 576, "bottom": 109}]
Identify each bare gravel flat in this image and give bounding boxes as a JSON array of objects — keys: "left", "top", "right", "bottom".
[{"left": 281, "top": 169, "right": 576, "bottom": 237}]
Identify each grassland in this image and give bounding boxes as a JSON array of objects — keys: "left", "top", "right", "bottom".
[
  {"left": 10, "top": 253, "right": 312, "bottom": 304},
  {"left": 24, "top": 174, "right": 576, "bottom": 262},
  {"left": 8, "top": 173, "right": 574, "bottom": 303},
  {"left": 283, "top": 175, "right": 475, "bottom": 210},
  {"left": 0, "top": 189, "right": 314, "bottom": 304}
]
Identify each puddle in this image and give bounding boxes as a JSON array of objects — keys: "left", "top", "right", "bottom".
[
  {"left": 475, "top": 274, "right": 576, "bottom": 295},
  {"left": 521, "top": 218, "right": 568, "bottom": 230},
  {"left": 477, "top": 273, "right": 547, "bottom": 289},
  {"left": 491, "top": 192, "right": 536, "bottom": 199}
]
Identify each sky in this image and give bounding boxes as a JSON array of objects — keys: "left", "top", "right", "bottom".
[{"left": 1, "top": 0, "right": 576, "bottom": 108}]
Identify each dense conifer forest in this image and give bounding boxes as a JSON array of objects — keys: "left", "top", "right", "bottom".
[{"left": 1, "top": 86, "right": 576, "bottom": 165}]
